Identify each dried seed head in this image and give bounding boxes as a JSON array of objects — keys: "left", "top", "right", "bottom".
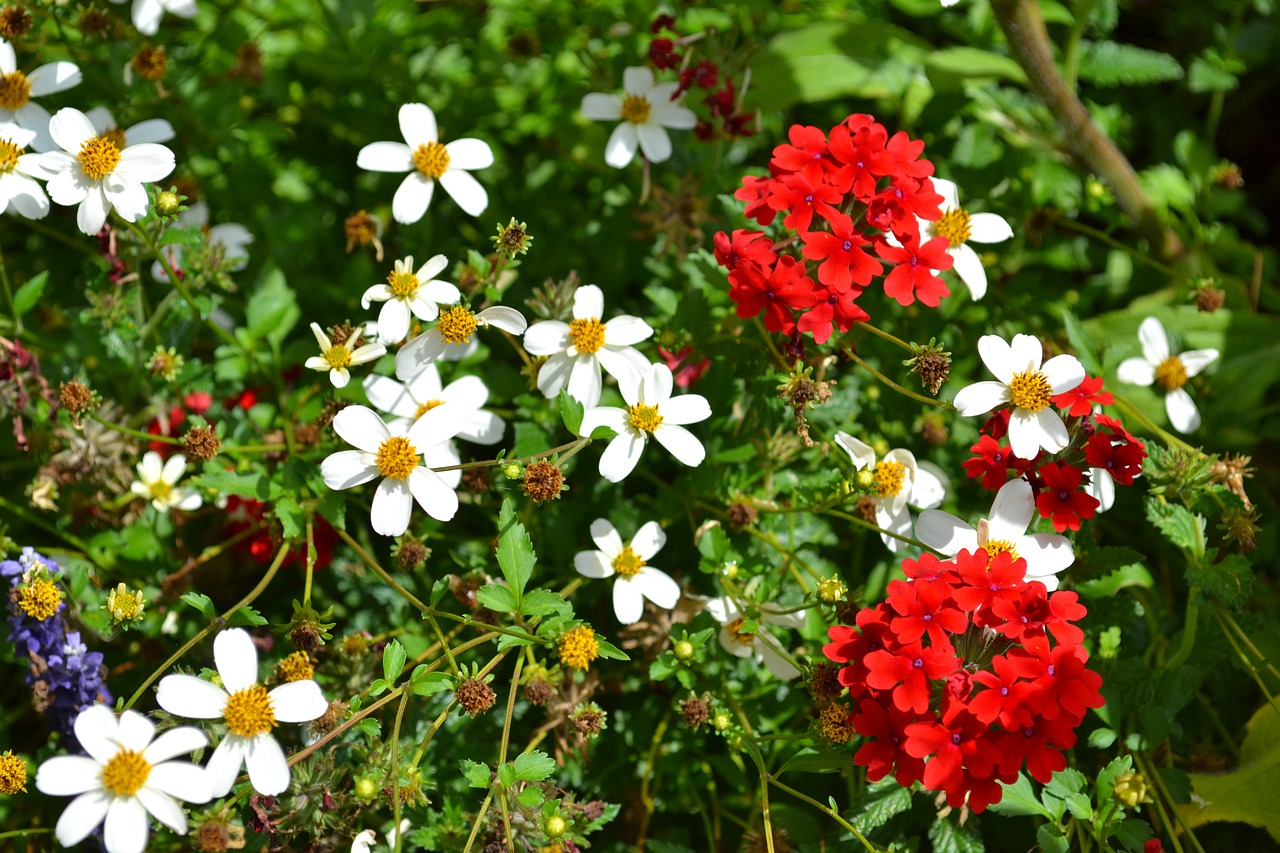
[
  {"left": 290, "top": 623, "right": 322, "bottom": 653},
  {"left": 58, "top": 380, "right": 97, "bottom": 423},
  {"left": 1194, "top": 285, "right": 1225, "bottom": 313},
  {"left": 1210, "top": 163, "right": 1244, "bottom": 190},
  {"left": 1210, "top": 453, "right": 1255, "bottom": 509},
  {"left": 0, "top": 6, "right": 32, "bottom": 39},
  {"left": 918, "top": 411, "right": 949, "bottom": 445},
  {"left": 294, "top": 423, "right": 320, "bottom": 446},
  {"left": 679, "top": 693, "right": 711, "bottom": 728},
  {"left": 725, "top": 501, "right": 757, "bottom": 531},
  {"left": 393, "top": 536, "right": 429, "bottom": 570},
  {"left": 817, "top": 702, "right": 855, "bottom": 743},
  {"left": 77, "top": 7, "right": 114, "bottom": 37},
  {"left": 1220, "top": 507, "right": 1260, "bottom": 553},
  {"left": 455, "top": 678, "right": 497, "bottom": 716},
  {"left": 522, "top": 459, "right": 565, "bottom": 504},
  {"left": 905, "top": 339, "right": 952, "bottom": 395},
  {"left": 311, "top": 699, "right": 349, "bottom": 734},
  {"left": 523, "top": 678, "right": 555, "bottom": 706},
  {"left": 131, "top": 45, "right": 167, "bottom": 81},
  {"left": 807, "top": 662, "right": 843, "bottom": 703},
  {"left": 182, "top": 425, "right": 221, "bottom": 461},
  {"left": 195, "top": 820, "right": 232, "bottom": 852},
  {"left": 344, "top": 210, "right": 384, "bottom": 261},
  {"left": 462, "top": 467, "right": 491, "bottom": 494},
  {"left": 492, "top": 218, "right": 533, "bottom": 258},
  {"left": 571, "top": 703, "right": 606, "bottom": 737}
]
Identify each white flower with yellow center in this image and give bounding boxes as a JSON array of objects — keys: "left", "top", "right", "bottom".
[
  {"left": 578, "top": 362, "right": 710, "bottom": 483},
  {"left": 320, "top": 404, "right": 464, "bottom": 536},
  {"left": 574, "top": 518, "right": 681, "bottom": 625},
  {"left": 35, "top": 704, "right": 211, "bottom": 853},
  {"left": 0, "top": 121, "right": 51, "bottom": 219},
  {"left": 130, "top": 451, "right": 202, "bottom": 513},
  {"left": 108, "top": 0, "right": 198, "bottom": 36},
  {"left": 155, "top": 628, "right": 327, "bottom": 797},
  {"left": 952, "top": 332, "right": 1084, "bottom": 460},
  {"left": 356, "top": 102, "right": 493, "bottom": 222},
  {"left": 580, "top": 66, "right": 696, "bottom": 168},
  {"left": 834, "top": 433, "right": 947, "bottom": 552},
  {"left": 0, "top": 38, "right": 81, "bottom": 152},
  {"left": 523, "top": 284, "right": 653, "bottom": 407},
  {"left": 1117, "top": 316, "right": 1218, "bottom": 434},
  {"left": 364, "top": 363, "right": 504, "bottom": 443},
  {"left": 38, "top": 107, "right": 174, "bottom": 235},
  {"left": 152, "top": 200, "right": 254, "bottom": 282},
  {"left": 394, "top": 304, "right": 526, "bottom": 382},
  {"left": 85, "top": 105, "right": 175, "bottom": 149},
  {"left": 360, "top": 254, "right": 461, "bottom": 345},
  {"left": 918, "top": 177, "right": 1013, "bottom": 300},
  {"left": 914, "top": 478, "right": 1074, "bottom": 591},
  {"left": 704, "top": 596, "right": 805, "bottom": 681},
  {"left": 304, "top": 322, "right": 386, "bottom": 389}
]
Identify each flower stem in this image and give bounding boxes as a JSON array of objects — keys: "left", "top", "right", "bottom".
[
  {"left": 855, "top": 321, "right": 914, "bottom": 352},
  {"left": 845, "top": 349, "right": 950, "bottom": 409}
]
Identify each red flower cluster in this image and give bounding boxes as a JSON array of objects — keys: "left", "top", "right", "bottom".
[
  {"left": 715, "top": 116, "right": 955, "bottom": 344},
  {"left": 646, "top": 14, "right": 753, "bottom": 140},
  {"left": 962, "top": 376, "right": 1146, "bottom": 531},
  {"left": 824, "top": 549, "right": 1103, "bottom": 812}
]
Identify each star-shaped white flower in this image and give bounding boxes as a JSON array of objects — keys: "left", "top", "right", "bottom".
[
  {"left": 321, "top": 404, "right": 464, "bottom": 536},
  {"left": 834, "top": 433, "right": 947, "bottom": 552},
  {"left": 0, "top": 121, "right": 51, "bottom": 219},
  {"left": 85, "top": 105, "right": 175, "bottom": 149},
  {"left": 131, "top": 451, "right": 202, "bottom": 513},
  {"left": 579, "top": 362, "right": 710, "bottom": 483},
  {"left": 360, "top": 254, "right": 461, "bottom": 345},
  {"left": 153, "top": 200, "right": 254, "bottom": 281},
  {"left": 156, "top": 628, "right": 326, "bottom": 797},
  {"left": 304, "top": 322, "right": 386, "bottom": 389},
  {"left": 356, "top": 103, "right": 493, "bottom": 222},
  {"left": 0, "top": 38, "right": 81, "bottom": 152},
  {"left": 36, "top": 704, "right": 211, "bottom": 853},
  {"left": 574, "top": 518, "right": 681, "bottom": 625},
  {"left": 704, "top": 596, "right": 805, "bottom": 680},
  {"left": 523, "top": 284, "right": 653, "bottom": 407},
  {"left": 39, "top": 107, "right": 174, "bottom": 235},
  {"left": 914, "top": 478, "right": 1074, "bottom": 591},
  {"left": 919, "top": 177, "right": 1012, "bottom": 300},
  {"left": 580, "top": 66, "right": 696, "bottom": 168},
  {"left": 1117, "top": 316, "right": 1218, "bottom": 434},
  {"left": 364, "top": 363, "right": 504, "bottom": 443},
  {"left": 108, "top": 0, "right": 198, "bottom": 36},
  {"left": 394, "top": 304, "right": 526, "bottom": 382},
  {"left": 952, "top": 333, "right": 1084, "bottom": 460}
]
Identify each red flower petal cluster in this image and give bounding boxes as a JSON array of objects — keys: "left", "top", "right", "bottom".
[
  {"left": 824, "top": 549, "right": 1103, "bottom": 812},
  {"left": 223, "top": 496, "right": 337, "bottom": 571}
]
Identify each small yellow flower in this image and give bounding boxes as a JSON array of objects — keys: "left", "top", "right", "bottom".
[
  {"left": 17, "top": 574, "right": 62, "bottom": 622},
  {"left": 0, "top": 750, "right": 28, "bottom": 794},
  {"left": 817, "top": 576, "right": 847, "bottom": 603},
  {"left": 274, "top": 651, "right": 315, "bottom": 683},
  {"left": 104, "top": 583, "right": 146, "bottom": 625},
  {"left": 557, "top": 625, "right": 599, "bottom": 672}
]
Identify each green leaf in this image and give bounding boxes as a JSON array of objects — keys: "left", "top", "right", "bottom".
[
  {"left": 849, "top": 777, "right": 913, "bottom": 833},
  {"left": 180, "top": 592, "right": 217, "bottom": 621},
  {"left": 1145, "top": 498, "right": 1204, "bottom": 553},
  {"left": 1063, "top": 309, "right": 1103, "bottom": 376},
  {"left": 382, "top": 639, "right": 407, "bottom": 684},
  {"left": 989, "top": 773, "right": 1055, "bottom": 819},
  {"left": 409, "top": 666, "right": 453, "bottom": 696},
  {"left": 1089, "top": 728, "right": 1118, "bottom": 749},
  {"left": 558, "top": 389, "right": 584, "bottom": 436},
  {"left": 244, "top": 266, "right": 300, "bottom": 346},
  {"left": 520, "top": 588, "right": 569, "bottom": 618},
  {"left": 1186, "top": 552, "right": 1254, "bottom": 609},
  {"left": 430, "top": 576, "right": 451, "bottom": 607},
  {"left": 1112, "top": 818, "right": 1154, "bottom": 849},
  {"left": 1076, "top": 563, "right": 1154, "bottom": 599},
  {"left": 226, "top": 606, "right": 268, "bottom": 627},
  {"left": 1096, "top": 755, "right": 1134, "bottom": 803},
  {"left": 594, "top": 637, "right": 629, "bottom": 662},
  {"left": 517, "top": 786, "right": 545, "bottom": 809},
  {"left": 497, "top": 763, "right": 516, "bottom": 790},
  {"left": 927, "top": 815, "right": 984, "bottom": 853},
  {"left": 1045, "top": 767, "right": 1087, "bottom": 799},
  {"left": 1188, "top": 56, "right": 1238, "bottom": 94},
  {"left": 513, "top": 750, "right": 556, "bottom": 782},
  {"left": 1036, "top": 824, "right": 1070, "bottom": 853},
  {"left": 476, "top": 584, "right": 519, "bottom": 614},
  {"left": 460, "top": 759, "right": 491, "bottom": 788},
  {"left": 191, "top": 468, "right": 276, "bottom": 500},
  {"left": 777, "top": 746, "right": 851, "bottom": 775},
  {"left": 1078, "top": 41, "right": 1183, "bottom": 87},
  {"left": 496, "top": 499, "right": 535, "bottom": 604},
  {"left": 925, "top": 47, "right": 1027, "bottom": 83},
  {"left": 12, "top": 271, "right": 48, "bottom": 317},
  {"left": 274, "top": 497, "right": 305, "bottom": 540}
]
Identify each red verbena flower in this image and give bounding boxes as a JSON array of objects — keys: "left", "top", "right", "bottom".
[
  {"left": 1052, "top": 374, "right": 1113, "bottom": 416},
  {"left": 795, "top": 284, "right": 870, "bottom": 345},
  {"left": 1035, "top": 462, "right": 1099, "bottom": 532},
  {"left": 962, "top": 435, "right": 1025, "bottom": 490},
  {"left": 726, "top": 256, "right": 817, "bottom": 334},
  {"left": 875, "top": 234, "right": 954, "bottom": 307},
  {"left": 800, "top": 211, "right": 882, "bottom": 292},
  {"left": 1083, "top": 433, "right": 1146, "bottom": 486}
]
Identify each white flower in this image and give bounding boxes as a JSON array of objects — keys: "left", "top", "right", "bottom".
[
  {"left": 304, "top": 322, "right": 386, "bottom": 389},
  {"left": 952, "top": 333, "right": 1084, "bottom": 460},
  {"left": 834, "top": 433, "right": 947, "bottom": 552},
  {"left": 523, "top": 284, "right": 653, "bottom": 407},
  {"left": 920, "top": 177, "right": 1012, "bottom": 300},
  {"left": 579, "top": 362, "right": 710, "bottom": 483},
  {"left": 0, "top": 121, "right": 51, "bottom": 219},
  {"left": 574, "top": 518, "right": 681, "bottom": 625},
  {"left": 0, "top": 38, "right": 81, "bottom": 152},
  {"left": 39, "top": 107, "right": 174, "bottom": 235},
  {"left": 356, "top": 102, "right": 493, "bottom": 222},
  {"left": 364, "top": 363, "right": 504, "bottom": 443},
  {"left": 152, "top": 200, "right": 254, "bottom": 281},
  {"left": 35, "top": 704, "right": 211, "bottom": 853},
  {"left": 156, "top": 629, "right": 326, "bottom": 797},
  {"left": 1117, "top": 316, "right": 1218, "bottom": 434},
  {"left": 108, "top": 0, "right": 198, "bottom": 36},
  {"left": 85, "top": 105, "right": 176, "bottom": 148},
  {"left": 914, "top": 478, "right": 1074, "bottom": 591},
  {"left": 130, "top": 451, "right": 202, "bottom": 513},
  {"left": 395, "top": 304, "right": 526, "bottom": 382},
  {"left": 704, "top": 596, "right": 805, "bottom": 680},
  {"left": 352, "top": 820, "right": 410, "bottom": 853},
  {"left": 360, "top": 254, "right": 461, "bottom": 345},
  {"left": 321, "top": 404, "right": 464, "bottom": 536},
  {"left": 1085, "top": 466, "right": 1115, "bottom": 513},
  {"left": 580, "top": 66, "right": 696, "bottom": 168}
]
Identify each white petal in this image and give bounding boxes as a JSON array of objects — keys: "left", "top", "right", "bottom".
[
  {"left": 360, "top": 283, "right": 392, "bottom": 309},
  {"left": 949, "top": 243, "right": 988, "bottom": 300},
  {"left": 160, "top": 453, "right": 187, "bottom": 485},
  {"left": 704, "top": 596, "right": 739, "bottom": 623},
  {"left": 398, "top": 103, "right": 438, "bottom": 148},
  {"left": 27, "top": 62, "right": 82, "bottom": 97},
  {"left": 132, "top": 0, "right": 165, "bottom": 35},
  {"left": 952, "top": 380, "right": 1010, "bottom": 416},
  {"left": 438, "top": 168, "right": 488, "bottom": 216},
  {"left": 143, "top": 726, "right": 209, "bottom": 763},
  {"left": 579, "top": 404, "right": 628, "bottom": 437},
  {"left": 104, "top": 795, "right": 150, "bottom": 853},
  {"left": 441, "top": 374, "right": 489, "bottom": 410},
  {"left": 932, "top": 177, "right": 960, "bottom": 210},
  {"left": 572, "top": 284, "right": 605, "bottom": 319},
  {"left": 3, "top": 173, "right": 50, "bottom": 219},
  {"left": 1180, "top": 349, "right": 1218, "bottom": 377},
  {"left": 74, "top": 703, "right": 121, "bottom": 763},
  {"left": 36, "top": 755, "right": 104, "bottom": 796},
  {"left": 267, "top": 680, "right": 328, "bottom": 722},
  {"left": 1117, "top": 357, "right": 1155, "bottom": 386},
  {"left": 653, "top": 423, "right": 705, "bottom": 467},
  {"left": 321, "top": 450, "right": 379, "bottom": 491},
  {"left": 408, "top": 292, "right": 444, "bottom": 321},
  {"left": 914, "top": 511, "right": 977, "bottom": 555},
  {"left": 444, "top": 138, "right": 493, "bottom": 170},
  {"left": 567, "top": 355, "right": 602, "bottom": 410},
  {"left": 395, "top": 330, "right": 446, "bottom": 381},
  {"left": 456, "top": 409, "right": 504, "bottom": 445},
  {"left": 594, "top": 347, "right": 644, "bottom": 390},
  {"left": 1042, "top": 354, "right": 1085, "bottom": 394},
  {"left": 77, "top": 186, "right": 110, "bottom": 236},
  {"left": 910, "top": 461, "right": 948, "bottom": 509},
  {"left": 630, "top": 521, "right": 667, "bottom": 561},
  {"left": 976, "top": 334, "right": 1014, "bottom": 383},
  {"left": 612, "top": 580, "right": 645, "bottom": 625},
  {"left": 371, "top": 477, "right": 414, "bottom": 536},
  {"left": 43, "top": 159, "right": 90, "bottom": 204},
  {"left": 877, "top": 504, "right": 914, "bottom": 553},
  {"left": 1138, "top": 317, "right": 1169, "bottom": 365},
  {"left": 641, "top": 362, "right": 674, "bottom": 405},
  {"left": 408, "top": 467, "right": 458, "bottom": 522},
  {"left": 333, "top": 405, "right": 391, "bottom": 452},
  {"left": 476, "top": 305, "right": 527, "bottom": 334},
  {"left": 1008, "top": 333, "right": 1044, "bottom": 373},
  {"left": 424, "top": 440, "right": 461, "bottom": 488},
  {"left": 357, "top": 141, "right": 413, "bottom": 173},
  {"left": 1165, "top": 387, "right": 1201, "bottom": 433},
  {"left": 1019, "top": 533, "right": 1076, "bottom": 577},
  {"left": 580, "top": 93, "right": 622, "bottom": 121},
  {"left": 604, "top": 122, "right": 639, "bottom": 169},
  {"left": 1086, "top": 467, "right": 1115, "bottom": 512},
  {"left": 116, "top": 143, "right": 175, "bottom": 183},
  {"left": 244, "top": 733, "right": 291, "bottom": 796},
  {"left": 623, "top": 66, "right": 655, "bottom": 94},
  {"left": 598, "top": 433, "right": 645, "bottom": 482},
  {"left": 574, "top": 549, "right": 614, "bottom": 579},
  {"left": 967, "top": 212, "right": 1013, "bottom": 243},
  {"left": 660, "top": 394, "right": 711, "bottom": 426},
  {"left": 650, "top": 103, "right": 697, "bottom": 130},
  {"left": 0, "top": 39, "right": 14, "bottom": 74},
  {"left": 407, "top": 402, "right": 463, "bottom": 450},
  {"left": 1033, "top": 407, "right": 1070, "bottom": 453},
  {"left": 588, "top": 519, "right": 623, "bottom": 556},
  {"left": 124, "top": 119, "right": 175, "bottom": 145},
  {"left": 55, "top": 790, "right": 111, "bottom": 847},
  {"left": 757, "top": 634, "right": 801, "bottom": 680},
  {"left": 49, "top": 108, "right": 96, "bottom": 153},
  {"left": 536, "top": 352, "right": 574, "bottom": 399},
  {"left": 136, "top": 787, "right": 189, "bottom": 833},
  {"left": 635, "top": 123, "right": 672, "bottom": 164},
  {"left": 523, "top": 320, "right": 570, "bottom": 356},
  {"left": 205, "top": 736, "right": 246, "bottom": 798},
  {"left": 602, "top": 314, "right": 652, "bottom": 346},
  {"left": 987, "top": 478, "right": 1035, "bottom": 541},
  {"left": 117, "top": 709, "right": 157, "bottom": 752},
  {"left": 352, "top": 829, "right": 377, "bottom": 853},
  {"left": 632, "top": 566, "right": 680, "bottom": 609},
  {"left": 834, "top": 432, "right": 876, "bottom": 470},
  {"left": 349, "top": 343, "right": 388, "bottom": 365},
  {"left": 377, "top": 299, "right": 411, "bottom": 345},
  {"left": 392, "top": 171, "right": 433, "bottom": 224},
  {"left": 214, "top": 628, "right": 260, "bottom": 694}
]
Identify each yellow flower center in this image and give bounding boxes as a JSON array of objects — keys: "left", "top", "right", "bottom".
[
  {"left": 724, "top": 617, "right": 758, "bottom": 647},
  {"left": 387, "top": 268, "right": 420, "bottom": 299},
  {"left": 0, "top": 71, "right": 30, "bottom": 111},
  {"left": 412, "top": 141, "right": 451, "bottom": 179},
  {"left": 100, "top": 749, "right": 151, "bottom": 796},
  {"left": 620, "top": 94, "right": 651, "bottom": 124},
  {"left": 1008, "top": 369, "right": 1052, "bottom": 412},
  {"left": 413, "top": 399, "right": 445, "bottom": 420},
  {"left": 274, "top": 651, "right": 315, "bottom": 683},
  {"left": 323, "top": 345, "right": 352, "bottom": 369},
  {"left": 102, "top": 126, "right": 127, "bottom": 150},
  {"left": 375, "top": 435, "right": 419, "bottom": 480},
  {"left": 873, "top": 460, "right": 907, "bottom": 498},
  {"left": 569, "top": 317, "right": 606, "bottom": 355},
  {"left": 983, "top": 539, "right": 1021, "bottom": 566},
  {"left": 934, "top": 208, "right": 972, "bottom": 248},
  {"left": 628, "top": 403, "right": 663, "bottom": 434},
  {"left": 0, "top": 138, "right": 20, "bottom": 174},
  {"left": 436, "top": 305, "right": 478, "bottom": 346},
  {"left": 17, "top": 578, "right": 62, "bottom": 621},
  {"left": 558, "top": 625, "right": 599, "bottom": 671},
  {"left": 1153, "top": 356, "right": 1188, "bottom": 392},
  {"left": 77, "top": 135, "right": 122, "bottom": 181},
  {"left": 106, "top": 586, "right": 145, "bottom": 621},
  {"left": 0, "top": 750, "right": 27, "bottom": 794},
  {"left": 223, "top": 684, "right": 277, "bottom": 737},
  {"left": 612, "top": 546, "right": 644, "bottom": 578}
]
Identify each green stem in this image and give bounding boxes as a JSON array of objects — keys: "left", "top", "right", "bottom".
[
  {"left": 845, "top": 350, "right": 950, "bottom": 408},
  {"left": 1162, "top": 587, "right": 1199, "bottom": 670},
  {"left": 824, "top": 508, "right": 942, "bottom": 553},
  {"left": 767, "top": 776, "right": 879, "bottom": 852},
  {"left": 389, "top": 690, "right": 410, "bottom": 853},
  {"left": 497, "top": 655, "right": 523, "bottom": 853},
  {"left": 88, "top": 411, "right": 182, "bottom": 445},
  {"left": 855, "top": 321, "right": 913, "bottom": 352},
  {"left": 1054, "top": 218, "right": 1178, "bottom": 278}
]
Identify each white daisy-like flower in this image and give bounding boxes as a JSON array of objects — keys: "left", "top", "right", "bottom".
[
  {"left": 580, "top": 66, "right": 696, "bottom": 168},
  {"left": 0, "top": 38, "right": 81, "bottom": 152},
  {"left": 574, "top": 518, "right": 681, "bottom": 625},
  {"left": 1117, "top": 316, "right": 1218, "bottom": 434},
  {"left": 153, "top": 200, "right": 254, "bottom": 282},
  {"left": 918, "top": 177, "right": 1012, "bottom": 300},
  {"left": 578, "top": 362, "right": 710, "bottom": 483},
  {"left": 952, "top": 333, "right": 1084, "bottom": 460},
  {"left": 356, "top": 102, "right": 493, "bottom": 222},
  {"left": 39, "top": 107, "right": 174, "bottom": 235},
  {"left": 108, "top": 0, "right": 198, "bottom": 37},
  {"left": 360, "top": 254, "right": 461, "bottom": 345},
  {"left": 320, "top": 404, "right": 464, "bottom": 536},
  {"left": 351, "top": 820, "right": 409, "bottom": 853},
  {"left": 35, "top": 704, "right": 211, "bottom": 853},
  {"left": 155, "top": 628, "right": 326, "bottom": 797},
  {"left": 394, "top": 304, "right": 526, "bottom": 382},
  {"left": 85, "top": 105, "right": 175, "bottom": 149},
  {"left": 914, "top": 478, "right": 1074, "bottom": 591},
  {"left": 834, "top": 433, "right": 947, "bottom": 552},
  {"left": 304, "top": 322, "right": 386, "bottom": 389},
  {"left": 130, "top": 451, "right": 202, "bottom": 513},
  {"left": 0, "top": 121, "right": 51, "bottom": 219},
  {"left": 364, "top": 363, "right": 504, "bottom": 443},
  {"left": 704, "top": 596, "right": 805, "bottom": 680},
  {"left": 523, "top": 284, "right": 653, "bottom": 407}
]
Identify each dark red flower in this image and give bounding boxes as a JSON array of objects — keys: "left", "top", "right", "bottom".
[
  {"left": 826, "top": 120, "right": 891, "bottom": 200},
  {"left": 951, "top": 549, "right": 1027, "bottom": 615},
  {"left": 852, "top": 698, "right": 927, "bottom": 786},
  {"left": 733, "top": 174, "right": 780, "bottom": 227},
  {"left": 903, "top": 711, "right": 1001, "bottom": 809},
  {"left": 713, "top": 229, "right": 775, "bottom": 272},
  {"left": 648, "top": 37, "right": 680, "bottom": 70},
  {"left": 969, "top": 655, "right": 1038, "bottom": 728},
  {"left": 1035, "top": 462, "right": 1099, "bottom": 532},
  {"left": 991, "top": 585, "right": 1087, "bottom": 647},
  {"left": 1083, "top": 433, "right": 1146, "bottom": 486},
  {"left": 650, "top": 13, "right": 677, "bottom": 33},
  {"left": 995, "top": 714, "right": 1076, "bottom": 783}
]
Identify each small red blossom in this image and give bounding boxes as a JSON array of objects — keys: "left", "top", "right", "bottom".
[
  {"left": 801, "top": 212, "right": 883, "bottom": 292},
  {"left": 726, "top": 256, "right": 816, "bottom": 335},
  {"left": 1084, "top": 433, "right": 1146, "bottom": 486},
  {"left": 962, "top": 435, "right": 1026, "bottom": 490},
  {"left": 795, "top": 284, "right": 870, "bottom": 345},
  {"left": 1052, "top": 374, "right": 1113, "bottom": 416},
  {"left": 658, "top": 345, "right": 710, "bottom": 388},
  {"left": 874, "top": 234, "right": 953, "bottom": 307},
  {"left": 864, "top": 640, "right": 959, "bottom": 714},
  {"left": 647, "top": 37, "right": 680, "bottom": 70},
  {"left": 713, "top": 229, "right": 776, "bottom": 272},
  {"left": 1035, "top": 462, "right": 1100, "bottom": 532}
]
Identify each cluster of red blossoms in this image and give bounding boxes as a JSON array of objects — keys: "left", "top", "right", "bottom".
[
  {"left": 647, "top": 14, "right": 753, "bottom": 140},
  {"left": 715, "top": 115, "right": 956, "bottom": 345},
  {"left": 964, "top": 375, "right": 1147, "bottom": 531},
  {"left": 824, "top": 549, "right": 1104, "bottom": 812}
]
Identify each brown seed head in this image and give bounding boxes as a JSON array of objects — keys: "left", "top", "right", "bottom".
[
  {"left": 1210, "top": 453, "right": 1255, "bottom": 509},
  {"left": 182, "top": 425, "right": 221, "bottom": 461},
  {"left": 293, "top": 423, "right": 320, "bottom": 446},
  {"left": 807, "top": 662, "right": 843, "bottom": 704},
  {"left": 679, "top": 694, "right": 711, "bottom": 728},
  {"left": 131, "top": 46, "right": 167, "bottom": 81},
  {"left": 0, "top": 6, "right": 32, "bottom": 38},
  {"left": 462, "top": 467, "right": 491, "bottom": 494},
  {"left": 455, "top": 677, "right": 497, "bottom": 716},
  {"left": 196, "top": 821, "right": 232, "bottom": 853},
  {"left": 573, "top": 708, "right": 603, "bottom": 736},
  {"left": 77, "top": 7, "right": 114, "bottom": 37},
  {"left": 394, "top": 538, "right": 428, "bottom": 570},
  {"left": 290, "top": 623, "right": 322, "bottom": 653},
  {"left": 1194, "top": 285, "right": 1225, "bottom": 313},
  {"left": 919, "top": 411, "right": 949, "bottom": 445},
  {"left": 522, "top": 459, "right": 565, "bottom": 504},
  {"left": 311, "top": 699, "right": 349, "bottom": 734},
  {"left": 818, "top": 702, "right": 855, "bottom": 743},
  {"left": 905, "top": 340, "right": 952, "bottom": 395},
  {"left": 726, "top": 501, "right": 758, "bottom": 531},
  {"left": 523, "top": 678, "right": 555, "bottom": 705},
  {"left": 1221, "top": 507, "right": 1260, "bottom": 553},
  {"left": 1210, "top": 163, "right": 1244, "bottom": 190},
  {"left": 58, "top": 380, "right": 96, "bottom": 420}
]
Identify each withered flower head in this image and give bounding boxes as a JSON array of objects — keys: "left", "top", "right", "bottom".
[
  {"left": 455, "top": 677, "right": 497, "bottom": 716},
  {"left": 679, "top": 693, "right": 711, "bottom": 728},
  {"left": 58, "top": 380, "right": 97, "bottom": 424},
  {"left": 182, "top": 425, "right": 221, "bottom": 461},
  {"left": 131, "top": 45, "right": 168, "bottom": 81},
  {"left": 344, "top": 210, "right": 384, "bottom": 261},
  {"left": 522, "top": 459, "right": 566, "bottom": 504},
  {"left": 904, "top": 338, "right": 951, "bottom": 395},
  {"left": 0, "top": 5, "right": 32, "bottom": 39},
  {"left": 492, "top": 218, "right": 533, "bottom": 258}
]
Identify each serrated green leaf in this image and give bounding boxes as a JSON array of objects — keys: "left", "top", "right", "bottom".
[
  {"left": 513, "top": 750, "right": 556, "bottom": 782},
  {"left": 409, "top": 666, "right": 453, "bottom": 696},
  {"left": 1078, "top": 41, "right": 1183, "bottom": 87},
  {"left": 1181, "top": 703, "right": 1280, "bottom": 841},
  {"left": 777, "top": 746, "right": 850, "bottom": 774},
  {"left": 1186, "top": 552, "right": 1254, "bottom": 608},
  {"left": 927, "top": 814, "right": 984, "bottom": 853},
  {"left": 558, "top": 389, "right": 584, "bottom": 436},
  {"left": 358, "top": 718, "right": 381, "bottom": 738},
  {"left": 497, "top": 763, "right": 516, "bottom": 790},
  {"left": 1188, "top": 56, "right": 1238, "bottom": 93},
  {"left": 191, "top": 468, "right": 276, "bottom": 500},
  {"left": 460, "top": 759, "right": 491, "bottom": 788},
  {"left": 1096, "top": 754, "right": 1134, "bottom": 803},
  {"left": 1036, "top": 824, "right": 1070, "bottom": 853},
  {"left": 382, "top": 639, "right": 406, "bottom": 684},
  {"left": 520, "top": 588, "right": 568, "bottom": 618},
  {"left": 476, "top": 584, "right": 519, "bottom": 614},
  {"left": 849, "top": 777, "right": 913, "bottom": 833},
  {"left": 1045, "top": 767, "right": 1088, "bottom": 799},
  {"left": 180, "top": 592, "right": 217, "bottom": 620},
  {"left": 594, "top": 637, "right": 629, "bottom": 661},
  {"left": 1077, "top": 563, "right": 1154, "bottom": 599},
  {"left": 368, "top": 678, "right": 389, "bottom": 696},
  {"left": 1065, "top": 792, "right": 1094, "bottom": 819},
  {"left": 226, "top": 606, "right": 267, "bottom": 627},
  {"left": 517, "top": 786, "right": 545, "bottom": 809},
  {"left": 989, "top": 773, "right": 1055, "bottom": 818},
  {"left": 274, "top": 497, "right": 305, "bottom": 540},
  {"left": 12, "top": 271, "right": 48, "bottom": 317},
  {"left": 1063, "top": 309, "right": 1103, "bottom": 376},
  {"left": 496, "top": 499, "right": 535, "bottom": 604},
  {"left": 1145, "top": 498, "right": 1204, "bottom": 553}
]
